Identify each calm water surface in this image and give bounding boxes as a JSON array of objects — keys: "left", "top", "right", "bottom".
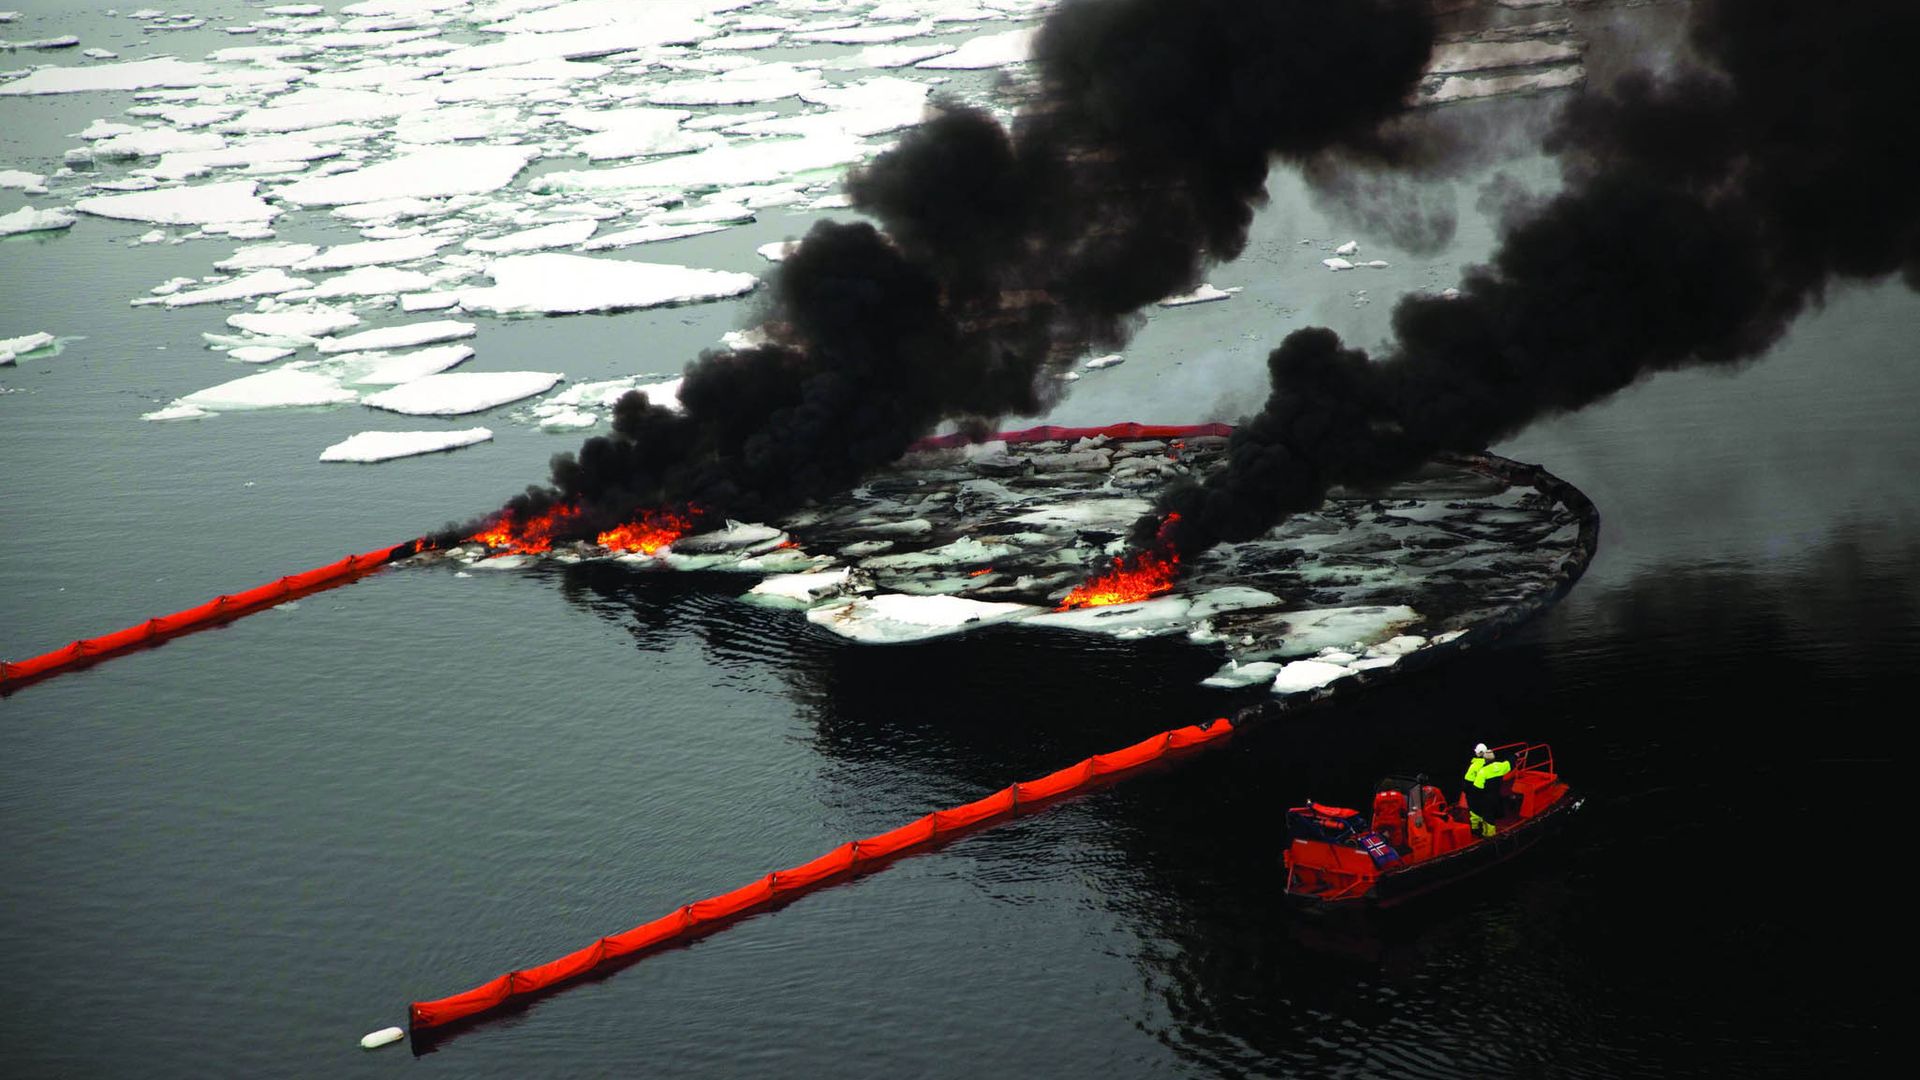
[{"left": 2, "top": 4, "right": 1910, "bottom": 1076}]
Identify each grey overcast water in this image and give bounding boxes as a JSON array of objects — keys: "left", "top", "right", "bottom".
[{"left": 1, "top": 2, "right": 1909, "bottom": 1076}]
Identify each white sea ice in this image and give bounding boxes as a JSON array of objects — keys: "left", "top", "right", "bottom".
[
  {"left": 154, "top": 268, "right": 311, "bottom": 307},
  {"left": 278, "top": 145, "right": 536, "bottom": 206},
  {"left": 362, "top": 370, "right": 562, "bottom": 415},
  {"left": 1271, "top": 605, "right": 1420, "bottom": 657},
  {"left": 1083, "top": 353, "right": 1123, "bottom": 370},
  {"left": 580, "top": 221, "right": 726, "bottom": 250},
  {"left": 0, "top": 205, "right": 76, "bottom": 235},
  {"left": 1270, "top": 660, "right": 1355, "bottom": 695},
  {"left": 536, "top": 135, "right": 869, "bottom": 193},
  {"left": 180, "top": 368, "right": 357, "bottom": 410},
  {"left": 439, "top": 20, "right": 711, "bottom": 70},
  {"left": 228, "top": 344, "right": 294, "bottom": 363},
  {"left": 1160, "top": 284, "right": 1241, "bottom": 306},
  {"left": 91, "top": 128, "right": 225, "bottom": 159},
  {"left": 463, "top": 219, "right": 597, "bottom": 253},
  {"left": 808, "top": 593, "right": 1039, "bottom": 644},
  {"left": 917, "top": 27, "right": 1035, "bottom": 69},
  {"left": 1201, "top": 660, "right": 1283, "bottom": 690},
  {"left": 283, "top": 265, "right": 437, "bottom": 298},
  {"left": 334, "top": 343, "right": 474, "bottom": 384},
  {"left": 145, "top": 132, "right": 356, "bottom": 182},
  {"left": 569, "top": 108, "right": 718, "bottom": 160},
  {"left": 215, "top": 242, "right": 319, "bottom": 270},
  {"left": 757, "top": 239, "right": 799, "bottom": 262},
  {"left": 294, "top": 235, "right": 450, "bottom": 271},
  {"left": 316, "top": 318, "right": 476, "bottom": 353},
  {"left": 0, "top": 58, "right": 296, "bottom": 96},
  {"left": 1322, "top": 257, "right": 1355, "bottom": 271},
  {"left": 1188, "top": 587, "right": 1284, "bottom": 620},
  {"left": 457, "top": 253, "right": 757, "bottom": 314},
  {"left": 320, "top": 426, "right": 492, "bottom": 462},
  {"left": 1024, "top": 595, "right": 1196, "bottom": 638},
  {"left": 860, "top": 536, "right": 1014, "bottom": 571},
  {"left": 0, "top": 168, "right": 47, "bottom": 191},
  {"left": 1334, "top": 240, "right": 1359, "bottom": 256},
  {"left": 75, "top": 180, "right": 277, "bottom": 225},
  {"left": 819, "top": 42, "right": 955, "bottom": 70},
  {"left": 0, "top": 331, "right": 54, "bottom": 359},
  {"left": 1427, "top": 40, "right": 1581, "bottom": 76},
  {"left": 228, "top": 305, "right": 361, "bottom": 340},
  {"left": 1424, "top": 66, "right": 1584, "bottom": 106},
  {"left": 746, "top": 567, "right": 858, "bottom": 608},
  {"left": 646, "top": 62, "right": 825, "bottom": 106},
  {"left": 652, "top": 200, "right": 753, "bottom": 225},
  {"left": 142, "top": 402, "right": 213, "bottom": 421}
]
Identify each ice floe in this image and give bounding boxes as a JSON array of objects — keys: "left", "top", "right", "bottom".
[
  {"left": 228, "top": 305, "right": 361, "bottom": 340},
  {"left": 1269, "top": 659, "right": 1355, "bottom": 695},
  {"left": 462, "top": 219, "right": 598, "bottom": 253},
  {"left": 807, "top": 593, "right": 1039, "bottom": 644},
  {"left": 362, "top": 370, "right": 563, "bottom": 415},
  {"left": 277, "top": 145, "right": 535, "bottom": 206},
  {"left": 0, "top": 58, "right": 295, "bottom": 96},
  {"left": 535, "top": 135, "right": 870, "bottom": 193},
  {"left": 319, "top": 426, "right": 492, "bottom": 462},
  {"left": 457, "top": 253, "right": 756, "bottom": 314},
  {"left": 917, "top": 27, "right": 1035, "bottom": 69},
  {"left": 1159, "top": 284, "right": 1241, "bottom": 306},
  {"left": 147, "top": 268, "right": 311, "bottom": 307},
  {"left": 315, "top": 318, "right": 476, "bottom": 353},
  {"left": 180, "top": 368, "right": 357, "bottom": 410},
  {"left": 0, "top": 205, "right": 75, "bottom": 235},
  {"left": 293, "top": 235, "right": 450, "bottom": 271},
  {"left": 330, "top": 343, "right": 475, "bottom": 385},
  {"left": 75, "top": 180, "right": 278, "bottom": 225}
]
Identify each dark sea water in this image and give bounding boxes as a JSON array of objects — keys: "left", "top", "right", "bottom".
[{"left": 3, "top": 4, "right": 1913, "bottom": 1077}]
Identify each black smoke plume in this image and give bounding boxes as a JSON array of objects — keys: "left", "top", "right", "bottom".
[
  {"left": 1154, "top": 0, "right": 1920, "bottom": 557},
  {"left": 450, "top": 0, "right": 1437, "bottom": 543}
]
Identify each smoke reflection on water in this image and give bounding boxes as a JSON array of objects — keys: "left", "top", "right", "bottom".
[{"left": 554, "top": 524, "right": 1908, "bottom": 1077}]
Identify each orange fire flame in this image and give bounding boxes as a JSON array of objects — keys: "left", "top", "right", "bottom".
[
  {"left": 1056, "top": 514, "right": 1182, "bottom": 610},
  {"left": 595, "top": 506, "right": 702, "bottom": 554},
  {"left": 470, "top": 502, "right": 581, "bottom": 554}
]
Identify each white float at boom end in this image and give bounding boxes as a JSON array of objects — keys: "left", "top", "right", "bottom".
[{"left": 360, "top": 1026, "right": 405, "bottom": 1050}]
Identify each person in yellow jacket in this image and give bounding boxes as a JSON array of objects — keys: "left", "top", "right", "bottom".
[{"left": 1464, "top": 743, "right": 1512, "bottom": 838}]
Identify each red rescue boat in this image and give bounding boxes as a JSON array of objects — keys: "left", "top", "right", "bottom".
[{"left": 1282, "top": 742, "right": 1583, "bottom": 909}]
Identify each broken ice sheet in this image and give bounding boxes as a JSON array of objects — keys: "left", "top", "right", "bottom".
[
  {"left": 315, "top": 319, "right": 476, "bottom": 354},
  {"left": 319, "top": 426, "right": 492, "bottom": 462},
  {"left": 74, "top": 180, "right": 278, "bottom": 225},
  {"left": 361, "top": 370, "right": 563, "bottom": 416},
  {"left": 456, "top": 253, "right": 756, "bottom": 314},
  {"left": 179, "top": 368, "right": 358, "bottom": 410},
  {"left": 277, "top": 145, "right": 536, "bottom": 206},
  {"left": 807, "top": 593, "right": 1040, "bottom": 645}
]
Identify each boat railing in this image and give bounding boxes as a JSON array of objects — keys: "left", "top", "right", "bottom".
[{"left": 1492, "top": 741, "right": 1554, "bottom": 777}]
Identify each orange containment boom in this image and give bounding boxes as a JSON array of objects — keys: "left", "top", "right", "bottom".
[
  {"left": 407, "top": 715, "right": 1238, "bottom": 1034},
  {"left": 0, "top": 538, "right": 427, "bottom": 692}
]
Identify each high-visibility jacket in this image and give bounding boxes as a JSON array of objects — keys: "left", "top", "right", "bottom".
[
  {"left": 1465, "top": 757, "right": 1512, "bottom": 789},
  {"left": 1464, "top": 757, "right": 1512, "bottom": 820}
]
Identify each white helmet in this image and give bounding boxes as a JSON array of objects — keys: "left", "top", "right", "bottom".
[{"left": 1473, "top": 743, "right": 1490, "bottom": 755}]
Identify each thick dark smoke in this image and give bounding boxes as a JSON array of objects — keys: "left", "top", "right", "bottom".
[
  {"left": 456, "top": 0, "right": 1437, "bottom": 542},
  {"left": 1154, "top": 0, "right": 1920, "bottom": 557}
]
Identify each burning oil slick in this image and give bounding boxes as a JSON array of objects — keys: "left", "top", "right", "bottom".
[
  {"left": 450, "top": 0, "right": 1440, "bottom": 553},
  {"left": 1152, "top": 0, "right": 1920, "bottom": 558},
  {"left": 424, "top": 434, "right": 1593, "bottom": 696}
]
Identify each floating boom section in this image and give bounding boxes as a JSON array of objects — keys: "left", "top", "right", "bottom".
[
  {"left": 407, "top": 715, "right": 1237, "bottom": 1034},
  {"left": 0, "top": 539, "right": 427, "bottom": 691}
]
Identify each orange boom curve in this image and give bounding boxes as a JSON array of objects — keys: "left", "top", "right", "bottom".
[
  {"left": 0, "top": 539, "right": 427, "bottom": 692},
  {"left": 407, "top": 715, "right": 1236, "bottom": 1034}
]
